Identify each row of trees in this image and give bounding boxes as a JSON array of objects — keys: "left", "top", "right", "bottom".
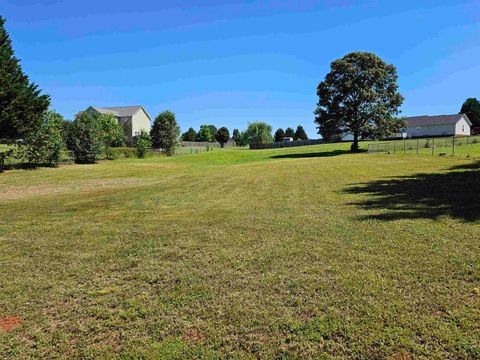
[
  {"left": 181, "top": 125, "right": 231, "bottom": 147},
  {"left": 273, "top": 126, "right": 308, "bottom": 142}
]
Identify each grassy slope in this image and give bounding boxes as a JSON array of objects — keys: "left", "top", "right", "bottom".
[{"left": 0, "top": 143, "right": 479, "bottom": 359}]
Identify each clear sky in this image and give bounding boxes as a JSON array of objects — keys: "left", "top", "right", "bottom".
[{"left": 1, "top": 0, "right": 479, "bottom": 138}]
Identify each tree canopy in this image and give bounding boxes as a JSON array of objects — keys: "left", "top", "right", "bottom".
[
  {"left": 460, "top": 98, "right": 480, "bottom": 128},
  {"left": 242, "top": 122, "right": 273, "bottom": 145},
  {"left": 294, "top": 125, "right": 308, "bottom": 140},
  {"left": 215, "top": 127, "right": 230, "bottom": 148},
  {"left": 0, "top": 16, "right": 50, "bottom": 140},
  {"left": 314, "top": 52, "right": 404, "bottom": 151},
  {"left": 196, "top": 125, "right": 214, "bottom": 142},
  {"left": 151, "top": 110, "right": 180, "bottom": 155},
  {"left": 274, "top": 128, "right": 285, "bottom": 142},
  {"left": 285, "top": 127, "right": 295, "bottom": 138},
  {"left": 181, "top": 127, "right": 197, "bottom": 142},
  {"left": 69, "top": 111, "right": 103, "bottom": 164},
  {"left": 232, "top": 128, "right": 241, "bottom": 145}
]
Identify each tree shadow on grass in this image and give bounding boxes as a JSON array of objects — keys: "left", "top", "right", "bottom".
[
  {"left": 270, "top": 149, "right": 358, "bottom": 159},
  {"left": 344, "top": 161, "right": 480, "bottom": 222}
]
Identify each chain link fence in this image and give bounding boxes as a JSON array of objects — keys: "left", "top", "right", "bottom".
[{"left": 368, "top": 135, "right": 480, "bottom": 157}]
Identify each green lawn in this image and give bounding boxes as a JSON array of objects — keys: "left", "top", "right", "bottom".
[{"left": 0, "top": 143, "right": 479, "bottom": 359}]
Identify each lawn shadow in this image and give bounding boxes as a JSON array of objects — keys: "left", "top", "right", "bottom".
[
  {"left": 344, "top": 161, "right": 480, "bottom": 222},
  {"left": 270, "top": 149, "right": 357, "bottom": 159}
]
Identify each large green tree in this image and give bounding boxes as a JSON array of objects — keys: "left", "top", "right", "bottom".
[
  {"left": 294, "top": 125, "right": 308, "bottom": 140},
  {"left": 196, "top": 124, "right": 214, "bottom": 142},
  {"left": 215, "top": 127, "right": 230, "bottom": 148},
  {"left": 314, "top": 52, "right": 404, "bottom": 151},
  {"left": 0, "top": 16, "right": 50, "bottom": 140},
  {"left": 151, "top": 110, "right": 180, "bottom": 155},
  {"left": 181, "top": 127, "right": 197, "bottom": 142},
  {"left": 274, "top": 128, "right": 285, "bottom": 142},
  {"left": 460, "top": 98, "right": 480, "bottom": 128},
  {"left": 242, "top": 122, "right": 273, "bottom": 145}
]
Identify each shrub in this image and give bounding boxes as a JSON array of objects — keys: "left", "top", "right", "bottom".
[
  {"left": 69, "top": 111, "right": 103, "bottom": 164},
  {"left": 242, "top": 122, "right": 273, "bottom": 145},
  {"left": 151, "top": 111, "right": 180, "bottom": 156},
  {"left": 18, "top": 110, "right": 65, "bottom": 166},
  {"left": 98, "top": 113, "right": 125, "bottom": 159},
  {"left": 135, "top": 130, "right": 152, "bottom": 158},
  {"left": 109, "top": 147, "right": 137, "bottom": 159}
]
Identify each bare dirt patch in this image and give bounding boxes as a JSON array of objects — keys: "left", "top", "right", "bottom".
[{"left": 0, "top": 316, "right": 21, "bottom": 332}]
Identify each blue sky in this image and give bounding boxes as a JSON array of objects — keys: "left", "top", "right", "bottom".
[{"left": 2, "top": 0, "right": 479, "bottom": 138}]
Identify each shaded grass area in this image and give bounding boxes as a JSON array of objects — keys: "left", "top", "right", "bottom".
[{"left": 0, "top": 143, "right": 479, "bottom": 359}]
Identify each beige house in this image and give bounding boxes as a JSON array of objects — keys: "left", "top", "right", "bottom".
[{"left": 86, "top": 106, "right": 152, "bottom": 145}]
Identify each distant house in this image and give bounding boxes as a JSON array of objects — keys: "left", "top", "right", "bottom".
[
  {"left": 399, "top": 114, "right": 472, "bottom": 138},
  {"left": 86, "top": 106, "right": 152, "bottom": 146},
  {"left": 282, "top": 137, "right": 294, "bottom": 142}
]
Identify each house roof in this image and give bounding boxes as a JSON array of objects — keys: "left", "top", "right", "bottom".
[
  {"left": 406, "top": 114, "right": 471, "bottom": 128},
  {"left": 90, "top": 106, "right": 151, "bottom": 120}
]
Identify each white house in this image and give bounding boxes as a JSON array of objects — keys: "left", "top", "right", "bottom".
[
  {"left": 399, "top": 114, "right": 471, "bottom": 138},
  {"left": 86, "top": 106, "right": 152, "bottom": 145}
]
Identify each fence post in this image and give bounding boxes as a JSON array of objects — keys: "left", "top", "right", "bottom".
[
  {"left": 452, "top": 136, "right": 455, "bottom": 157},
  {"left": 432, "top": 138, "right": 435, "bottom": 156}
]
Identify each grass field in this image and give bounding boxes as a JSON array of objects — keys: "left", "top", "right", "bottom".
[{"left": 0, "top": 143, "right": 479, "bottom": 359}]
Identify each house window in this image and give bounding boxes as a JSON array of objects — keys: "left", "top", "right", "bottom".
[
  {"left": 462, "top": 125, "right": 465, "bottom": 132},
  {"left": 134, "top": 131, "right": 139, "bottom": 136}
]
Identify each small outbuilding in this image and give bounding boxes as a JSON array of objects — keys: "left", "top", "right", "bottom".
[{"left": 399, "top": 114, "right": 471, "bottom": 138}]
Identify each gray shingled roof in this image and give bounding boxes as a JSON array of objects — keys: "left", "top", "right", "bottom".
[
  {"left": 406, "top": 114, "right": 471, "bottom": 127},
  {"left": 92, "top": 106, "right": 151, "bottom": 119}
]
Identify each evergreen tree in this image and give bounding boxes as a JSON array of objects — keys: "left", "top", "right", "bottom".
[
  {"left": 294, "top": 125, "right": 308, "bottom": 140},
  {"left": 151, "top": 110, "right": 180, "bottom": 155},
  {"left": 0, "top": 16, "right": 50, "bottom": 139},
  {"left": 69, "top": 111, "right": 103, "bottom": 164},
  {"left": 274, "top": 128, "right": 285, "bottom": 142},
  {"left": 285, "top": 127, "right": 295, "bottom": 138},
  {"left": 232, "top": 128, "right": 241, "bottom": 146}
]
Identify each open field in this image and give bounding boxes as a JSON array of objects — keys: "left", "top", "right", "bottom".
[{"left": 0, "top": 143, "right": 479, "bottom": 359}]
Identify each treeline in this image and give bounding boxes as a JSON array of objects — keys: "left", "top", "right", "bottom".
[
  {"left": 273, "top": 126, "right": 308, "bottom": 142},
  {"left": 180, "top": 125, "right": 231, "bottom": 148}
]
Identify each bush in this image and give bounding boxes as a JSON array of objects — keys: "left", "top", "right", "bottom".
[
  {"left": 18, "top": 110, "right": 65, "bottom": 166},
  {"left": 108, "top": 147, "right": 137, "bottom": 159},
  {"left": 135, "top": 130, "right": 152, "bottom": 158},
  {"left": 69, "top": 111, "right": 103, "bottom": 164}
]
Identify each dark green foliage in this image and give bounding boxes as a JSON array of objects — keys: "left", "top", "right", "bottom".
[
  {"left": 315, "top": 52, "right": 404, "bottom": 151},
  {"left": 294, "top": 125, "right": 308, "bottom": 140},
  {"left": 181, "top": 127, "right": 197, "bottom": 142},
  {"left": 232, "top": 128, "right": 241, "bottom": 145},
  {"left": 285, "top": 127, "right": 295, "bottom": 138},
  {"left": 18, "top": 110, "right": 65, "bottom": 166},
  {"left": 242, "top": 122, "right": 273, "bottom": 145},
  {"left": 69, "top": 111, "right": 103, "bottom": 164},
  {"left": 274, "top": 128, "right": 285, "bottom": 142},
  {"left": 196, "top": 124, "right": 214, "bottom": 142},
  {"left": 62, "top": 120, "right": 75, "bottom": 150},
  {"left": 215, "top": 127, "right": 230, "bottom": 148},
  {"left": 0, "top": 16, "right": 50, "bottom": 140},
  {"left": 135, "top": 130, "right": 152, "bottom": 158},
  {"left": 316, "top": 116, "right": 343, "bottom": 143},
  {"left": 151, "top": 110, "right": 180, "bottom": 155},
  {"left": 208, "top": 125, "right": 217, "bottom": 138},
  {"left": 460, "top": 98, "right": 480, "bottom": 128}
]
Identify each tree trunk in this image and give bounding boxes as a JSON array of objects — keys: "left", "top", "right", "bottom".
[{"left": 350, "top": 131, "right": 360, "bottom": 152}]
